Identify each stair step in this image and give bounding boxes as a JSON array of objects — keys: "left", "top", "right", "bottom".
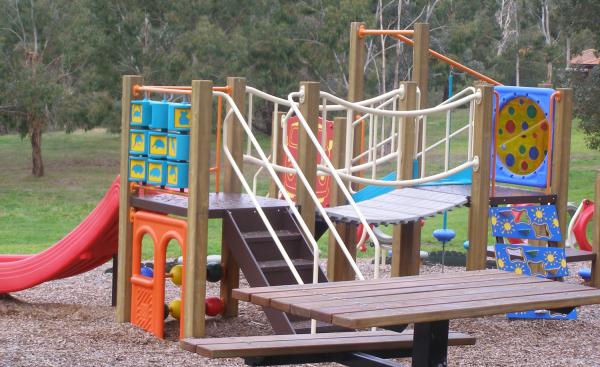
[
  {"left": 258, "top": 259, "right": 315, "bottom": 272},
  {"left": 291, "top": 319, "right": 351, "bottom": 334},
  {"left": 242, "top": 230, "right": 302, "bottom": 243}
]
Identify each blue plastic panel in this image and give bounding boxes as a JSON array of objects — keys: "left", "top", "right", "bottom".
[
  {"left": 489, "top": 205, "right": 562, "bottom": 241},
  {"left": 492, "top": 86, "right": 555, "bottom": 188},
  {"left": 128, "top": 156, "right": 147, "bottom": 182},
  {"left": 507, "top": 308, "right": 577, "bottom": 320},
  {"left": 147, "top": 159, "right": 167, "bottom": 186},
  {"left": 150, "top": 100, "right": 169, "bottom": 130},
  {"left": 167, "top": 133, "right": 190, "bottom": 162},
  {"left": 148, "top": 131, "right": 167, "bottom": 159},
  {"left": 495, "top": 243, "right": 568, "bottom": 278},
  {"left": 130, "top": 99, "right": 152, "bottom": 127},
  {"left": 129, "top": 129, "right": 148, "bottom": 156}
]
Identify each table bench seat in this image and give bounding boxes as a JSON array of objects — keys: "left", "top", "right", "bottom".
[{"left": 181, "top": 330, "right": 475, "bottom": 358}]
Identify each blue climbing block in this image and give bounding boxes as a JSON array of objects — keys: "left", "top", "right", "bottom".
[
  {"left": 495, "top": 243, "right": 567, "bottom": 278},
  {"left": 166, "top": 161, "right": 189, "bottom": 189},
  {"left": 128, "top": 156, "right": 147, "bottom": 182},
  {"left": 489, "top": 205, "right": 562, "bottom": 241},
  {"left": 129, "top": 129, "right": 148, "bottom": 156},
  {"left": 168, "top": 102, "right": 192, "bottom": 132},
  {"left": 507, "top": 308, "right": 577, "bottom": 320},
  {"left": 150, "top": 100, "right": 169, "bottom": 130},
  {"left": 167, "top": 133, "right": 190, "bottom": 162},
  {"left": 130, "top": 99, "right": 152, "bottom": 127},
  {"left": 433, "top": 228, "right": 456, "bottom": 243},
  {"left": 148, "top": 132, "right": 167, "bottom": 159},
  {"left": 147, "top": 159, "right": 167, "bottom": 186}
]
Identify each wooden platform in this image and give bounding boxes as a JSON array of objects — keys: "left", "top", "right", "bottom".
[
  {"left": 486, "top": 245, "right": 596, "bottom": 263},
  {"left": 181, "top": 330, "right": 475, "bottom": 358},
  {"left": 130, "top": 192, "right": 290, "bottom": 217},
  {"left": 325, "top": 188, "right": 468, "bottom": 225}
]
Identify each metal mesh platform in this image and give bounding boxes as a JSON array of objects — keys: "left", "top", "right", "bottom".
[{"left": 325, "top": 188, "right": 468, "bottom": 225}]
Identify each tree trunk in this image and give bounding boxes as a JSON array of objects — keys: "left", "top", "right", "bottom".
[{"left": 30, "top": 118, "right": 44, "bottom": 177}]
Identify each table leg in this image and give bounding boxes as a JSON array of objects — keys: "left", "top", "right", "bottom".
[{"left": 412, "top": 320, "right": 449, "bottom": 367}]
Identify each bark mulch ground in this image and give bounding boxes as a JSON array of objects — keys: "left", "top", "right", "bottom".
[{"left": 1, "top": 260, "right": 600, "bottom": 366}]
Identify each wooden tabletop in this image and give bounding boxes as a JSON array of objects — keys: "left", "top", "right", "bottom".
[{"left": 233, "top": 270, "right": 600, "bottom": 329}]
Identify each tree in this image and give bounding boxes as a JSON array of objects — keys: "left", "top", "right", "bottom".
[{"left": 0, "top": 0, "right": 100, "bottom": 176}]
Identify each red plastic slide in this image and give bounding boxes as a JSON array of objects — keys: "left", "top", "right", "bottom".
[{"left": 0, "top": 177, "right": 120, "bottom": 293}]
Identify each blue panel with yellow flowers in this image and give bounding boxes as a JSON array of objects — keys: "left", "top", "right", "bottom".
[
  {"left": 489, "top": 205, "right": 562, "bottom": 242},
  {"left": 495, "top": 244, "right": 567, "bottom": 278}
]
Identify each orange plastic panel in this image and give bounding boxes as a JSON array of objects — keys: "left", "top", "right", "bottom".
[{"left": 130, "top": 211, "right": 187, "bottom": 339}]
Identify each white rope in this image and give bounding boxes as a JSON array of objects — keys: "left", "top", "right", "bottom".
[
  {"left": 320, "top": 89, "right": 481, "bottom": 117},
  {"left": 331, "top": 158, "right": 479, "bottom": 187},
  {"left": 289, "top": 91, "right": 376, "bottom": 279},
  {"left": 217, "top": 92, "right": 322, "bottom": 290}
]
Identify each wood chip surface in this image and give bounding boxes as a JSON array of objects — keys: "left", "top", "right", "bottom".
[{"left": 2, "top": 260, "right": 600, "bottom": 366}]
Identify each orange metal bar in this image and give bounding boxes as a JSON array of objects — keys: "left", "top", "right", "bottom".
[
  {"left": 390, "top": 33, "right": 502, "bottom": 86},
  {"left": 133, "top": 85, "right": 231, "bottom": 97},
  {"left": 214, "top": 96, "right": 223, "bottom": 193},
  {"left": 358, "top": 27, "right": 414, "bottom": 37},
  {"left": 545, "top": 91, "right": 560, "bottom": 194}
]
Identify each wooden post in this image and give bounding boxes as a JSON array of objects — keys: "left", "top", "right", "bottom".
[
  {"left": 297, "top": 81, "right": 320, "bottom": 235},
  {"left": 551, "top": 88, "right": 573, "bottom": 248},
  {"left": 592, "top": 171, "right": 600, "bottom": 288},
  {"left": 466, "top": 83, "right": 493, "bottom": 271},
  {"left": 413, "top": 23, "right": 429, "bottom": 166},
  {"left": 220, "top": 77, "right": 246, "bottom": 317},
  {"left": 183, "top": 80, "right": 213, "bottom": 338},
  {"left": 348, "top": 22, "right": 366, "bottom": 189},
  {"left": 327, "top": 117, "right": 357, "bottom": 281},
  {"left": 116, "top": 75, "right": 143, "bottom": 323},
  {"left": 391, "top": 81, "right": 420, "bottom": 277},
  {"left": 268, "top": 111, "right": 285, "bottom": 198}
]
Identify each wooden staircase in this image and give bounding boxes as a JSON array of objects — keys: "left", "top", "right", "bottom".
[{"left": 223, "top": 207, "right": 342, "bottom": 334}]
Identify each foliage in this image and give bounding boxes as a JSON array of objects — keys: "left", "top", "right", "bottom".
[
  {"left": 2, "top": 0, "right": 600, "bottom": 176},
  {"left": 571, "top": 67, "right": 600, "bottom": 149}
]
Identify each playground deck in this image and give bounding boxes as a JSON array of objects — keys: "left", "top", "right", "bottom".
[
  {"left": 130, "top": 192, "right": 290, "bottom": 217},
  {"left": 325, "top": 184, "right": 554, "bottom": 225}
]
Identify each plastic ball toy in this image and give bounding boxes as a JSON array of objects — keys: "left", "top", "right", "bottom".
[
  {"left": 163, "top": 303, "right": 169, "bottom": 320},
  {"left": 579, "top": 268, "right": 592, "bottom": 282},
  {"left": 169, "top": 299, "right": 181, "bottom": 320},
  {"left": 463, "top": 241, "right": 470, "bottom": 250},
  {"left": 206, "top": 261, "right": 224, "bottom": 283},
  {"left": 170, "top": 265, "right": 183, "bottom": 286},
  {"left": 140, "top": 266, "right": 154, "bottom": 278},
  {"left": 205, "top": 297, "right": 224, "bottom": 316}
]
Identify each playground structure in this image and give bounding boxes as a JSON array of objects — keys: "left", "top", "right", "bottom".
[
  {"left": 109, "top": 22, "right": 600, "bottom": 346},
  {"left": 1, "top": 20, "right": 600, "bottom": 367}
]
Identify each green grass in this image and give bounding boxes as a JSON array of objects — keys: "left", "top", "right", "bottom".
[{"left": 0, "top": 115, "right": 599, "bottom": 260}]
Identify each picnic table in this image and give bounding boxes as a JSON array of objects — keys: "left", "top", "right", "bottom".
[{"left": 232, "top": 269, "right": 600, "bottom": 367}]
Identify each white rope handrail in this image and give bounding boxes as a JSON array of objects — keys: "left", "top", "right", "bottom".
[
  {"left": 287, "top": 90, "right": 377, "bottom": 279},
  {"left": 330, "top": 157, "right": 478, "bottom": 187},
  {"left": 320, "top": 89, "right": 481, "bottom": 117},
  {"left": 216, "top": 92, "right": 322, "bottom": 292},
  {"left": 245, "top": 85, "right": 405, "bottom": 111}
]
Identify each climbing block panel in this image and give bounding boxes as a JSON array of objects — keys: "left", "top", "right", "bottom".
[
  {"left": 489, "top": 205, "right": 561, "bottom": 241},
  {"left": 167, "top": 133, "right": 190, "bottom": 162},
  {"left": 131, "top": 99, "right": 152, "bottom": 127}
]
